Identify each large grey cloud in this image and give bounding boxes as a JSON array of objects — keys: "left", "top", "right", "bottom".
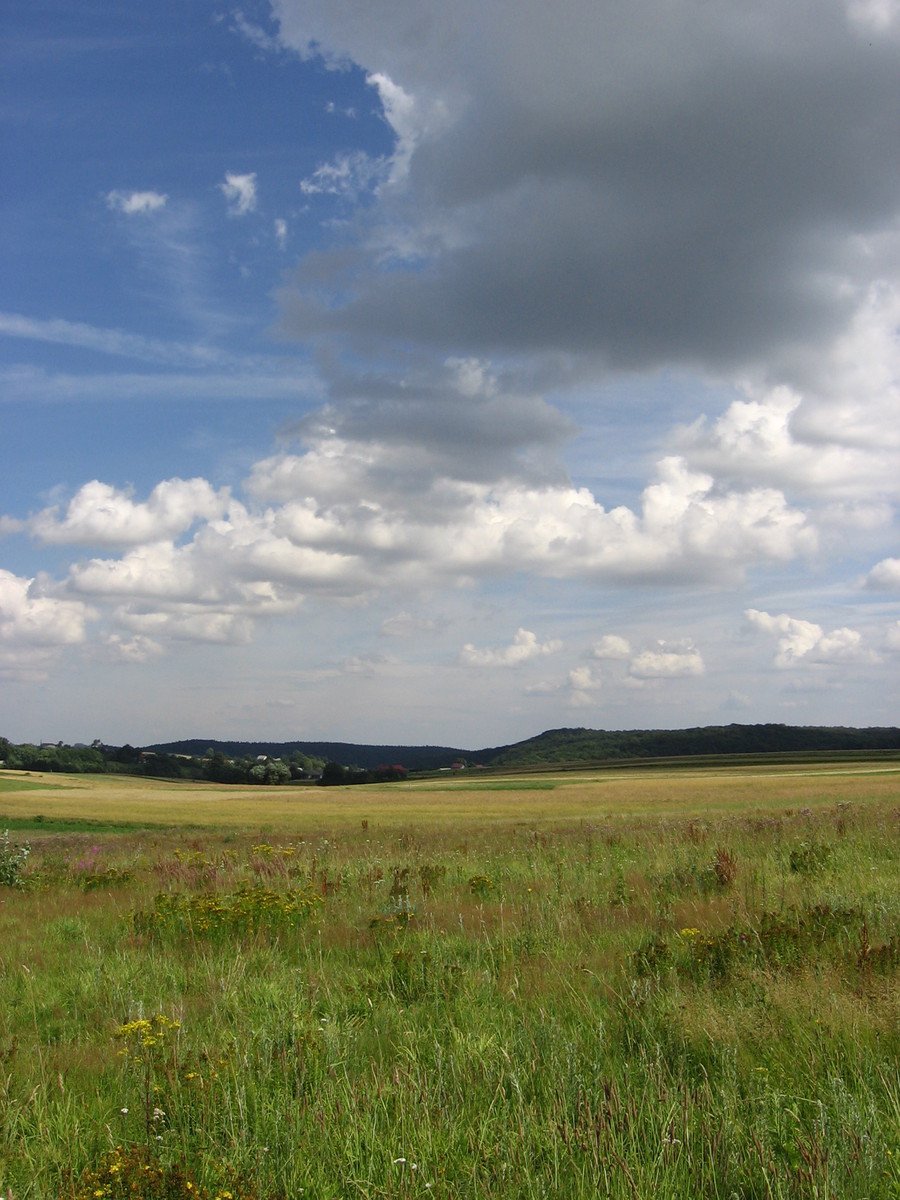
[{"left": 273, "top": 0, "right": 900, "bottom": 376}]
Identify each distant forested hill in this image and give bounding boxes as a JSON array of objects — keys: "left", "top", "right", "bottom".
[
  {"left": 148, "top": 724, "right": 900, "bottom": 772},
  {"left": 148, "top": 739, "right": 474, "bottom": 772},
  {"left": 479, "top": 724, "right": 900, "bottom": 767}
]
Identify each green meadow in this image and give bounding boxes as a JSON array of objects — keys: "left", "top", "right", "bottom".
[{"left": 0, "top": 764, "right": 898, "bottom": 1198}]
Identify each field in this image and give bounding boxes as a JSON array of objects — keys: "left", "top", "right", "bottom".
[{"left": 1, "top": 763, "right": 898, "bottom": 1199}]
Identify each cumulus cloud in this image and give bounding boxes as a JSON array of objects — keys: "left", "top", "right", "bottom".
[
  {"left": 24, "top": 414, "right": 814, "bottom": 673},
  {"left": 865, "top": 557, "right": 900, "bottom": 590},
  {"left": 0, "top": 570, "right": 93, "bottom": 679},
  {"left": 590, "top": 635, "right": 631, "bottom": 661},
  {"left": 678, "top": 385, "right": 896, "bottom": 503},
  {"left": 106, "top": 190, "right": 168, "bottom": 215},
  {"left": 29, "top": 479, "right": 229, "bottom": 547},
  {"left": 220, "top": 172, "right": 258, "bottom": 216},
  {"left": 245, "top": 428, "right": 814, "bottom": 588},
  {"left": 567, "top": 664, "right": 602, "bottom": 706},
  {"left": 629, "top": 641, "right": 705, "bottom": 679},
  {"left": 460, "top": 627, "right": 562, "bottom": 668},
  {"left": 0, "top": 570, "right": 91, "bottom": 647},
  {"left": 68, "top": 541, "right": 207, "bottom": 603},
  {"left": 745, "top": 608, "right": 877, "bottom": 668},
  {"left": 678, "top": 284, "right": 900, "bottom": 507}
]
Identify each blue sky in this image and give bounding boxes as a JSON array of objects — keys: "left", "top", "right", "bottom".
[{"left": 2, "top": 1, "right": 899, "bottom": 747}]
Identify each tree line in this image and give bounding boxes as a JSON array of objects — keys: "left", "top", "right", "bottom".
[{"left": 0, "top": 739, "right": 325, "bottom": 785}]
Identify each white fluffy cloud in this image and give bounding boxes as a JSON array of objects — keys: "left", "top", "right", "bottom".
[
  {"left": 245, "top": 438, "right": 814, "bottom": 587},
  {"left": 460, "top": 628, "right": 562, "bottom": 668},
  {"left": 590, "top": 635, "right": 631, "bottom": 661},
  {"left": 567, "top": 664, "right": 602, "bottom": 707},
  {"left": 7, "top": 408, "right": 812, "bottom": 663},
  {"left": 679, "top": 284, "right": 900, "bottom": 509},
  {"left": 629, "top": 642, "right": 705, "bottom": 679},
  {"left": 106, "top": 190, "right": 168, "bottom": 215},
  {"left": 30, "top": 479, "right": 229, "bottom": 547},
  {"left": 220, "top": 172, "right": 258, "bottom": 216},
  {"left": 865, "top": 557, "right": 900, "bottom": 590},
  {"left": 0, "top": 569, "right": 94, "bottom": 678},
  {"left": 745, "top": 608, "right": 876, "bottom": 668},
  {"left": 0, "top": 570, "right": 91, "bottom": 648}
]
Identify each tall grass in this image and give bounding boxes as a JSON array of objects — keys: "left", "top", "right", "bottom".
[{"left": 0, "top": 783, "right": 897, "bottom": 1198}]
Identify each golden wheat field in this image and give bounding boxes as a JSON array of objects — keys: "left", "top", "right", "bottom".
[{"left": 2, "top": 760, "right": 898, "bottom": 830}]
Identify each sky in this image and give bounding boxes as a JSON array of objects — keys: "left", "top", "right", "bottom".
[{"left": 1, "top": 0, "right": 899, "bottom": 748}]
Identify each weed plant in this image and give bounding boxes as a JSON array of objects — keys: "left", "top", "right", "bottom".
[
  {"left": 0, "top": 828, "right": 30, "bottom": 887},
  {"left": 0, "top": 791, "right": 897, "bottom": 1199}
]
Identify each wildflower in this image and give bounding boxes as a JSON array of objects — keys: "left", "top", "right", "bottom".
[
  {"left": 120, "top": 1106, "right": 128, "bottom": 1114},
  {"left": 679, "top": 927, "right": 700, "bottom": 938}
]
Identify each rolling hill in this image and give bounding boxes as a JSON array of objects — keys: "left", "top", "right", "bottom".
[{"left": 149, "top": 723, "right": 900, "bottom": 772}]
